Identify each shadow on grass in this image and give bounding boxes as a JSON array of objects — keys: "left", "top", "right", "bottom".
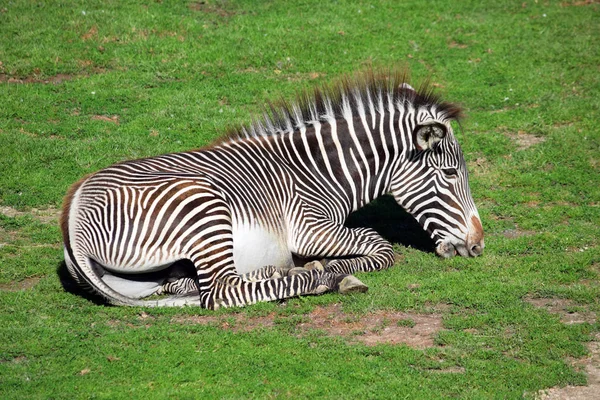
[
  {"left": 345, "top": 195, "right": 435, "bottom": 253},
  {"left": 56, "top": 261, "right": 109, "bottom": 305}
]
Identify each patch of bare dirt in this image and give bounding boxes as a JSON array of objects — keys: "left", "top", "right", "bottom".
[
  {"left": 525, "top": 296, "right": 597, "bottom": 325},
  {"left": 188, "top": 1, "right": 244, "bottom": 18},
  {"left": 299, "top": 304, "right": 443, "bottom": 348},
  {"left": 172, "top": 312, "right": 276, "bottom": 332},
  {"left": 0, "top": 355, "right": 27, "bottom": 364},
  {"left": 16, "top": 127, "right": 64, "bottom": 140},
  {"left": 172, "top": 304, "right": 444, "bottom": 348},
  {"left": 0, "top": 73, "right": 75, "bottom": 85},
  {"left": 448, "top": 40, "right": 468, "bottom": 49},
  {"left": 505, "top": 131, "right": 546, "bottom": 150},
  {"left": 0, "top": 205, "right": 61, "bottom": 225},
  {"left": 91, "top": 115, "right": 120, "bottom": 124},
  {"left": 560, "top": 0, "right": 599, "bottom": 6},
  {"left": 468, "top": 156, "right": 492, "bottom": 177},
  {"left": 429, "top": 366, "right": 466, "bottom": 374},
  {"left": 283, "top": 71, "right": 327, "bottom": 82},
  {"left": 81, "top": 25, "right": 98, "bottom": 41},
  {"left": 0, "top": 276, "right": 41, "bottom": 292},
  {"left": 537, "top": 333, "right": 600, "bottom": 400},
  {"left": 502, "top": 227, "right": 536, "bottom": 239}
]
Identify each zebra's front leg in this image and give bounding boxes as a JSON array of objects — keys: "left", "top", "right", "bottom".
[
  {"left": 293, "top": 220, "right": 395, "bottom": 275},
  {"left": 211, "top": 269, "right": 349, "bottom": 309}
]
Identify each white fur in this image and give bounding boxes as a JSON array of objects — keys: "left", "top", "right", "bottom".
[
  {"left": 232, "top": 223, "right": 293, "bottom": 274},
  {"left": 102, "top": 274, "right": 162, "bottom": 299}
]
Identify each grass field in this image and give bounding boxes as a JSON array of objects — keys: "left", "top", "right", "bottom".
[{"left": 1, "top": 0, "right": 599, "bottom": 398}]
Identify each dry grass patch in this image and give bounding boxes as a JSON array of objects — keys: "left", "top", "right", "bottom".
[
  {"left": 504, "top": 131, "right": 546, "bottom": 150},
  {"left": 172, "top": 304, "right": 444, "bottom": 348},
  {"left": 0, "top": 205, "right": 61, "bottom": 225},
  {"left": 560, "top": 0, "right": 599, "bottom": 6},
  {"left": 537, "top": 333, "right": 600, "bottom": 400},
  {"left": 0, "top": 355, "right": 27, "bottom": 364},
  {"left": 0, "top": 276, "right": 41, "bottom": 292},
  {"left": 525, "top": 296, "right": 597, "bottom": 325},
  {"left": 171, "top": 312, "right": 275, "bottom": 332},
  {"left": 298, "top": 304, "right": 443, "bottom": 348},
  {"left": 468, "top": 156, "right": 493, "bottom": 178},
  {"left": 188, "top": 1, "right": 244, "bottom": 18},
  {"left": 429, "top": 366, "right": 466, "bottom": 374},
  {"left": 528, "top": 299, "right": 599, "bottom": 399},
  {"left": 0, "top": 73, "right": 76, "bottom": 84},
  {"left": 91, "top": 115, "right": 120, "bottom": 124},
  {"left": 502, "top": 228, "right": 537, "bottom": 239}
]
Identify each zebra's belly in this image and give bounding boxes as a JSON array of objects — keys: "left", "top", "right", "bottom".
[{"left": 232, "top": 223, "right": 293, "bottom": 275}]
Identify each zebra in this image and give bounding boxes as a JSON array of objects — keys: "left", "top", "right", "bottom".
[{"left": 61, "top": 69, "right": 484, "bottom": 309}]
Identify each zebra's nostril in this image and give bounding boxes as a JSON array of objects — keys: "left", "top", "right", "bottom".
[{"left": 470, "top": 244, "right": 483, "bottom": 256}]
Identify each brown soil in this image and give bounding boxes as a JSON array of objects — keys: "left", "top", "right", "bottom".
[
  {"left": 0, "top": 206, "right": 61, "bottom": 225},
  {"left": 172, "top": 303, "right": 444, "bottom": 348},
  {"left": 502, "top": 228, "right": 536, "bottom": 239},
  {"left": 171, "top": 313, "right": 275, "bottom": 332},
  {"left": 527, "top": 297, "right": 600, "bottom": 399},
  {"left": 468, "top": 156, "right": 492, "bottom": 178},
  {"left": 0, "top": 355, "right": 27, "bottom": 364},
  {"left": 525, "top": 297, "right": 597, "bottom": 325},
  {"left": 299, "top": 304, "right": 444, "bottom": 348},
  {"left": 537, "top": 333, "right": 600, "bottom": 400},
  {"left": 505, "top": 131, "right": 546, "bottom": 150},
  {"left": 560, "top": 0, "right": 599, "bottom": 7},
  {"left": 0, "top": 276, "right": 41, "bottom": 292},
  {"left": 0, "top": 73, "right": 75, "bottom": 85},
  {"left": 188, "top": 1, "right": 242, "bottom": 18},
  {"left": 91, "top": 115, "right": 120, "bottom": 124}
]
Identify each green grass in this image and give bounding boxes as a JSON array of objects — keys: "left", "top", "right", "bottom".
[{"left": 1, "top": 0, "right": 599, "bottom": 398}]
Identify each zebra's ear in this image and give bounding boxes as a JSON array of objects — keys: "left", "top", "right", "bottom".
[{"left": 414, "top": 121, "right": 447, "bottom": 150}]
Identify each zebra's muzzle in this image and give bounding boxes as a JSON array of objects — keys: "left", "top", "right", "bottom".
[
  {"left": 435, "top": 241, "right": 462, "bottom": 258},
  {"left": 435, "top": 238, "right": 484, "bottom": 258}
]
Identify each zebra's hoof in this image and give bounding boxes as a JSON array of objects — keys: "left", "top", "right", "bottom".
[
  {"left": 288, "top": 267, "right": 309, "bottom": 276},
  {"left": 338, "top": 275, "right": 368, "bottom": 295},
  {"left": 303, "top": 260, "right": 324, "bottom": 272},
  {"left": 312, "top": 284, "right": 330, "bottom": 295}
]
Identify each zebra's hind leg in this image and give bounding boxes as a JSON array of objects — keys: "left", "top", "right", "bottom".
[{"left": 156, "top": 277, "right": 197, "bottom": 296}]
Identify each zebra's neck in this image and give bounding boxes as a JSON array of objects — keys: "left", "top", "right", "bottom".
[{"left": 259, "top": 107, "right": 409, "bottom": 217}]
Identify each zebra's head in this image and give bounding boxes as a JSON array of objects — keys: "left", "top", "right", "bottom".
[{"left": 390, "top": 113, "right": 484, "bottom": 258}]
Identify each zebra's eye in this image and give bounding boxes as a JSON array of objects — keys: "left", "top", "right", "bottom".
[{"left": 442, "top": 168, "right": 458, "bottom": 177}]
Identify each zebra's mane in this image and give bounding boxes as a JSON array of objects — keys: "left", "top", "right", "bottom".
[{"left": 219, "top": 68, "right": 463, "bottom": 143}]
